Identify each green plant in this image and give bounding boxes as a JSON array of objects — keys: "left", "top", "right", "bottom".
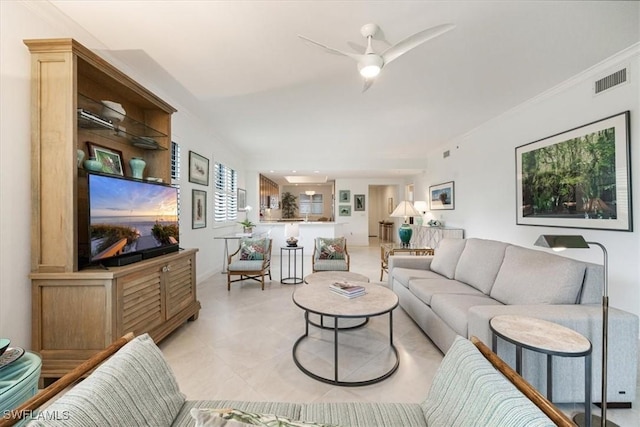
[
  {"left": 281, "top": 191, "right": 298, "bottom": 219},
  {"left": 238, "top": 218, "right": 256, "bottom": 228}
]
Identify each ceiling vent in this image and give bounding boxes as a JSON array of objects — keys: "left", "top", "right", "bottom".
[{"left": 594, "top": 67, "right": 628, "bottom": 95}]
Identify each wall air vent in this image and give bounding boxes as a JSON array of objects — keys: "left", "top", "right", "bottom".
[
  {"left": 443, "top": 150, "right": 450, "bottom": 158},
  {"left": 594, "top": 68, "right": 628, "bottom": 95}
]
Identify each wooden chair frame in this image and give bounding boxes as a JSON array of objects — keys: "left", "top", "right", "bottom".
[
  {"left": 312, "top": 238, "right": 350, "bottom": 273},
  {"left": 0, "top": 334, "right": 575, "bottom": 427},
  {"left": 227, "top": 239, "right": 272, "bottom": 291}
]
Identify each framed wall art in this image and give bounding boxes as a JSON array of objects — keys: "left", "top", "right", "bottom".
[
  {"left": 387, "top": 197, "right": 394, "bottom": 214},
  {"left": 339, "top": 190, "right": 350, "bottom": 203},
  {"left": 429, "top": 181, "right": 455, "bottom": 210},
  {"left": 192, "top": 189, "right": 207, "bottom": 229},
  {"left": 339, "top": 205, "right": 351, "bottom": 216},
  {"left": 516, "top": 111, "right": 631, "bottom": 231},
  {"left": 86, "top": 142, "right": 124, "bottom": 176},
  {"left": 354, "top": 194, "right": 365, "bottom": 211},
  {"left": 189, "top": 151, "right": 209, "bottom": 185}
]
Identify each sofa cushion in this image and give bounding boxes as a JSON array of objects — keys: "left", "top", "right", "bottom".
[
  {"left": 454, "top": 238, "right": 508, "bottom": 294},
  {"left": 391, "top": 267, "right": 443, "bottom": 288},
  {"left": 490, "top": 246, "right": 586, "bottom": 305},
  {"left": 316, "top": 237, "right": 346, "bottom": 260},
  {"left": 28, "top": 334, "right": 185, "bottom": 427},
  {"left": 430, "top": 238, "right": 466, "bottom": 279},
  {"left": 173, "top": 401, "right": 302, "bottom": 427},
  {"left": 240, "top": 238, "right": 269, "bottom": 260},
  {"left": 430, "top": 293, "right": 503, "bottom": 337},
  {"left": 300, "top": 402, "right": 427, "bottom": 427},
  {"left": 422, "top": 336, "right": 555, "bottom": 426},
  {"left": 190, "top": 408, "right": 338, "bottom": 427},
  {"left": 408, "top": 278, "right": 484, "bottom": 306}
]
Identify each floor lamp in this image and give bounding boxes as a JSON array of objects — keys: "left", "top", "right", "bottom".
[{"left": 534, "top": 235, "right": 618, "bottom": 427}]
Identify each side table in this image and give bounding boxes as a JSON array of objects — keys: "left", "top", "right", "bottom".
[
  {"left": 0, "top": 351, "right": 42, "bottom": 426},
  {"left": 490, "top": 315, "right": 593, "bottom": 427},
  {"left": 280, "top": 246, "right": 304, "bottom": 284}
]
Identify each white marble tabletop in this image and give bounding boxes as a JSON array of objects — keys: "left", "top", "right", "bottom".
[
  {"left": 490, "top": 315, "right": 591, "bottom": 354},
  {"left": 293, "top": 281, "right": 398, "bottom": 317}
]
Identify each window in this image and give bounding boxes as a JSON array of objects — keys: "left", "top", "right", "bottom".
[
  {"left": 171, "top": 141, "right": 180, "bottom": 214},
  {"left": 214, "top": 162, "right": 238, "bottom": 222},
  {"left": 299, "top": 193, "right": 323, "bottom": 214}
]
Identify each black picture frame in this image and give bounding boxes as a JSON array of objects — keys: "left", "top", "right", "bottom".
[
  {"left": 516, "top": 111, "right": 632, "bottom": 231},
  {"left": 354, "top": 194, "right": 365, "bottom": 211},
  {"left": 429, "top": 181, "right": 455, "bottom": 210},
  {"left": 192, "top": 189, "right": 207, "bottom": 229},
  {"left": 189, "top": 151, "right": 209, "bottom": 186}
]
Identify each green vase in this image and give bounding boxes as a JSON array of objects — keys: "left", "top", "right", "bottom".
[{"left": 398, "top": 224, "right": 413, "bottom": 247}]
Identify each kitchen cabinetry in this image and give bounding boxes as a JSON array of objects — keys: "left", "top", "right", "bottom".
[{"left": 25, "top": 38, "right": 200, "bottom": 383}]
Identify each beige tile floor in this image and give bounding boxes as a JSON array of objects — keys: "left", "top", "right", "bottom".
[{"left": 159, "top": 239, "right": 639, "bottom": 426}]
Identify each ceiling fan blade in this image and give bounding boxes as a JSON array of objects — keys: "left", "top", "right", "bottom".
[
  {"left": 382, "top": 23, "right": 455, "bottom": 65},
  {"left": 298, "top": 35, "right": 360, "bottom": 60},
  {"left": 362, "top": 77, "right": 375, "bottom": 93}
]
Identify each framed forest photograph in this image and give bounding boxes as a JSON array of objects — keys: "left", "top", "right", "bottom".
[{"left": 516, "top": 111, "right": 631, "bottom": 231}]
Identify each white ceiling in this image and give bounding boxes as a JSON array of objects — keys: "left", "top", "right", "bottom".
[{"left": 49, "top": 0, "right": 639, "bottom": 183}]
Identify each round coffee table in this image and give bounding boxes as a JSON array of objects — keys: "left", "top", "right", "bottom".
[
  {"left": 292, "top": 281, "right": 399, "bottom": 386},
  {"left": 304, "top": 271, "right": 369, "bottom": 284}
]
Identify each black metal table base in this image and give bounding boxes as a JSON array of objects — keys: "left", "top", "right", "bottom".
[{"left": 292, "top": 310, "right": 399, "bottom": 387}]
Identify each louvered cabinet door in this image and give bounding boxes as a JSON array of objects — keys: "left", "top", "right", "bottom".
[
  {"left": 164, "top": 254, "right": 196, "bottom": 319},
  {"left": 117, "top": 266, "right": 164, "bottom": 337}
]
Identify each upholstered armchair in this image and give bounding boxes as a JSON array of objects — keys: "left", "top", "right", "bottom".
[
  {"left": 227, "top": 238, "right": 272, "bottom": 290},
  {"left": 312, "top": 237, "right": 350, "bottom": 272}
]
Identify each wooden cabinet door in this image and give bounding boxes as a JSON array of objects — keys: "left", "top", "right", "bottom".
[
  {"left": 164, "top": 254, "right": 195, "bottom": 319},
  {"left": 117, "top": 266, "right": 163, "bottom": 337}
]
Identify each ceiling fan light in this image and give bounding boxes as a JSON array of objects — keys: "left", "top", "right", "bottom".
[{"left": 358, "top": 55, "right": 383, "bottom": 78}]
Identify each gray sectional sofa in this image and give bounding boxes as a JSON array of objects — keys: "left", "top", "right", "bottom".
[{"left": 388, "top": 237, "right": 639, "bottom": 405}]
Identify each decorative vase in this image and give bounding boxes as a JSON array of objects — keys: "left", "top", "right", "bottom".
[
  {"left": 129, "top": 157, "right": 146, "bottom": 179},
  {"left": 83, "top": 157, "right": 103, "bottom": 172},
  {"left": 398, "top": 223, "right": 413, "bottom": 248},
  {"left": 77, "top": 149, "right": 85, "bottom": 167}
]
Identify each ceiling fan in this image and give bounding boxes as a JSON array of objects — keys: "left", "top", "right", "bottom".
[{"left": 298, "top": 23, "right": 455, "bottom": 91}]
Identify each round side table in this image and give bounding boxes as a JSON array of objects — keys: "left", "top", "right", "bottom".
[
  {"left": 280, "top": 246, "right": 304, "bottom": 284},
  {"left": 490, "top": 315, "right": 593, "bottom": 427},
  {"left": 0, "top": 351, "right": 42, "bottom": 425}
]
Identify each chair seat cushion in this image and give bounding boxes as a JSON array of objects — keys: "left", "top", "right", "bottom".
[
  {"left": 300, "top": 402, "right": 427, "bottom": 427},
  {"left": 229, "top": 260, "right": 265, "bottom": 272},
  {"left": 314, "top": 260, "right": 348, "bottom": 271}
]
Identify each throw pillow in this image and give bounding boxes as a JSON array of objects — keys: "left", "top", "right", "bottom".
[
  {"left": 317, "top": 237, "right": 346, "bottom": 260},
  {"left": 190, "top": 408, "right": 340, "bottom": 427},
  {"left": 240, "top": 238, "right": 268, "bottom": 260}
]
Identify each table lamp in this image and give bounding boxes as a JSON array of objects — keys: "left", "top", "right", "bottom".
[
  {"left": 534, "top": 235, "right": 617, "bottom": 427},
  {"left": 390, "top": 201, "right": 420, "bottom": 247}
]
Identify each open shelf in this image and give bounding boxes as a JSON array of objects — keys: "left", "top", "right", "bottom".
[{"left": 77, "top": 94, "right": 168, "bottom": 150}]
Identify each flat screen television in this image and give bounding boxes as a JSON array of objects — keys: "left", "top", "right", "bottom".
[{"left": 87, "top": 173, "right": 179, "bottom": 266}]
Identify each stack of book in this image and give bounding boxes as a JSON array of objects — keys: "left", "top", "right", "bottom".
[{"left": 329, "top": 281, "right": 366, "bottom": 299}]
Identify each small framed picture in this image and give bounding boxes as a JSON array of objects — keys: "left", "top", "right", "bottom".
[
  {"left": 86, "top": 142, "right": 124, "bottom": 176},
  {"left": 354, "top": 194, "right": 365, "bottom": 211},
  {"left": 430, "top": 181, "right": 455, "bottom": 210},
  {"left": 339, "top": 190, "right": 350, "bottom": 203},
  {"left": 189, "top": 151, "right": 209, "bottom": 186},
  {"left": 388, "top": 197, "right": 394, "bottom": 214},
  {"left": 192, "top": 189, "right": 207, "bottom": 229},
  {"left": 339, "top": 205, "right": 351, "bottom": 216},
  {"left": 237, "top": 188, "right": 247, "bottom": 211}
]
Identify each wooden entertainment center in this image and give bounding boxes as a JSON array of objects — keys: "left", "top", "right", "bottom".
[{"left": 25, "top": 38, "right": 200, "bottom": 383}]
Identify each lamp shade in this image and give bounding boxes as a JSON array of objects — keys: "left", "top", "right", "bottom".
[
  {"left": 390, "top": 201, "right": 421, "bottom": 219},
  {"left": 284, "top": 223, "right": 299, "bottom": 238},
  {"left": 534, "top": 235, "right": 589, "bottom": 250}
]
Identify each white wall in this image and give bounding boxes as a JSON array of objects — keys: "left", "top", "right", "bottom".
[
  {"left": 0, "top": 1, "right": 245, "bottom": 348},
  {"left": 412, "top": 46, "right": 640, "bottom": 323}
]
